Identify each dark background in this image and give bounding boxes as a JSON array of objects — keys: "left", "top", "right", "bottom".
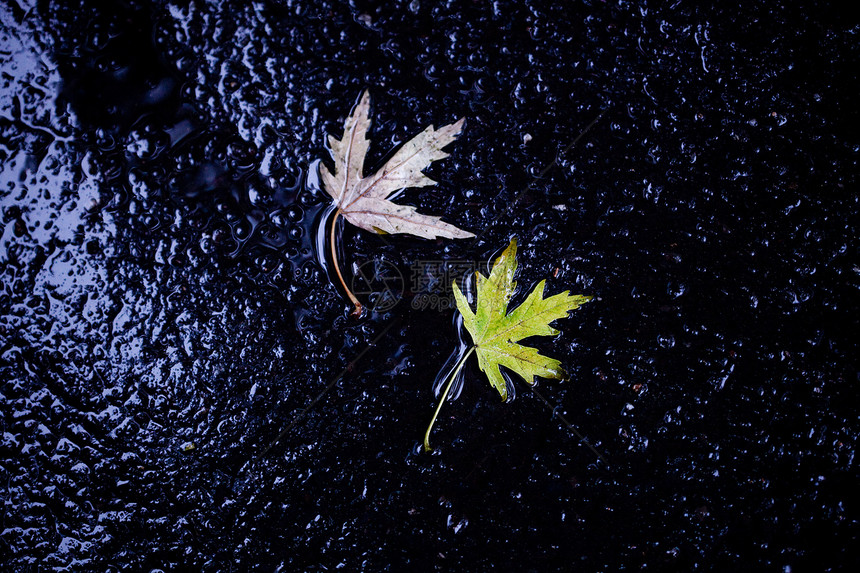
[{"left": 1, "top": 0, "right": 857, "bottom": 571}]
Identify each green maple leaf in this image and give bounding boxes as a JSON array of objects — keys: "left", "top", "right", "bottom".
[{"left": 423, "top": 238, "right": 592, "bottom": 451}]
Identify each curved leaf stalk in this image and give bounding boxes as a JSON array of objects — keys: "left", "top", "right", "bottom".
[
  {"left": 330, "top": 209, "right": 362, "bottom": 316},
  {"left": 424, "top": 346, "right": 475, "bottom": 452}
]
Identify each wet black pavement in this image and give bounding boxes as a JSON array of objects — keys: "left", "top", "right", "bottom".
[{"left": 1, "top": 1, "right": 857, "bottom": 571}]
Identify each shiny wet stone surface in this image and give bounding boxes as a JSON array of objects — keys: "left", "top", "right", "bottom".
[{"left": 1, "top": 1, "right": 857, "bottom": 571}]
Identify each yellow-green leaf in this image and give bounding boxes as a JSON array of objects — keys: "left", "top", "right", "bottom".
[
  {"left": 453, "top": 238, "right": 592, "bottom": 400},
  {"left": 424, "top": 238, "right": 592, "bottom": 451}
]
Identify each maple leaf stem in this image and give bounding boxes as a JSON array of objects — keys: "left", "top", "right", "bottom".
[
  {"left": 330, "top": 208, "right": 363, "bottom": 316},
  {"left": 424, "top": 345, "right": 475, "bottom": 452}
]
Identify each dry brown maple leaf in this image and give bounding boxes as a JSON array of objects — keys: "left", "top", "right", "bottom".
[{"left": 320, "top": 90, "right": 474, "bottom": 313}]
